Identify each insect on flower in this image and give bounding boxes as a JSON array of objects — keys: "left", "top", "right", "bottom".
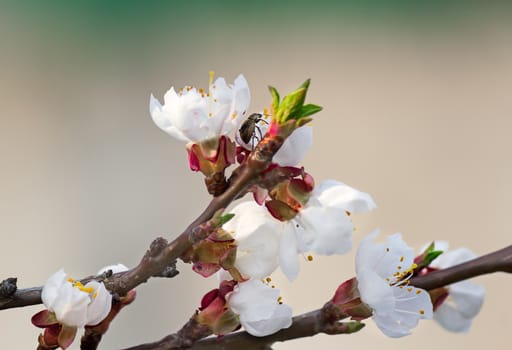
[{"left": 238, "top": 113, "right": 269, "bottom": 149}]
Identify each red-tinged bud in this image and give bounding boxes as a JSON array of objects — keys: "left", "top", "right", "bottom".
[
  {"left": 264, "top": 169, "right": 314, "bottom": 220},
  {"left": 414, "top": 242, "right": 444, "bottom": 271},
  {"left": 37, "top": 323, "right": 61, "bottom": 350},
  {"left": 32, "top": 310, "right": 58, "bottom": 328},
  {"left": 332, "top": 278, "right": 373, "bottom": 321},
  {"left": 265, "top": 199, "right": 299, "bottom": 221},
  {"left": 187, "top": 229, "right": 239, "bottom": 279},
  {"left": 197, "top": 281, "right": 240, "bottom": 335},
  {"left": 429, "top": 287, "right": 449, "bottom": 311},
  {"left": 252, "top": 186, "right": 269, "bottom": 205},
  {"left": 268, "top": 120, "right": 280, "bottom": 137},
  {"left": 57, "top": 325, "right": 78, "bottom": 350},
  {"left": 268, "top": 119, "right": 296, "bottom": 139},
  {"left": 32, "top": 309, "right": 78, "bottom": 349},
  {"left": 187, "top": 136, "right": 236, "bottom": 176},
  {"left": 187, "top": 136, "right": 236, "bottom": 196}
]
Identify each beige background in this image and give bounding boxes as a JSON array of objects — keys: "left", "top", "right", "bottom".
[{"left": 0, "top": 2, "right": 511, "bottom": 349}]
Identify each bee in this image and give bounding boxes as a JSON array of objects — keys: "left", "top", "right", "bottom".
[{"left": 238, "top": 113, "right": 269, "bottom": 148}]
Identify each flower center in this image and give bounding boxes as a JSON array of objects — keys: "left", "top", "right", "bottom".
[{"left": 67, "top": 277, "right": 95, "bottom": 295}]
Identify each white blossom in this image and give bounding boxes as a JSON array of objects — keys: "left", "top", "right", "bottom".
[
  {"left": 225, "top": 180, "right": 375, "bottom": 281},
  {"left": 223, "top": 201, "right": 280, "bottom": 279},
  {"left": 227, "top": 279, "right": 292, "bottom": 337},
  {"left": 150, "top": 73, "right": 250, "bottom": 143},
  {"left": 41, "top": 269, "right": 112, "bottom": 328},
  {"left": 356, "top": 231, "right": 433, "bottom": 338},
  {"left": 278, "top": 180, "right": 376, "bottom": 281},
  {"left": 429, "top": 241, "right": 485, "bottom": 332}
]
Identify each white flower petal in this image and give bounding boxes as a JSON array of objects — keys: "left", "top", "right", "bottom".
[
  {"left": 279, "top": 226, "right": 300, "bottom": 281},
  {"left": 432, "top": 247, "right": 476, "bottom": 269},
  {"left": 225, "top": 202, "right": 280, "bottom": 279},
  {"left": 41, "top": 269, "right": 113, "bottom": 328},
  {"left": 314, "top": 180, "right": 376, "bottom": 214},
  {"left": 241, "top": 304, "right": 293, "bottom": 337},
  {"left": 273, "top": 126, "right": 313, "bottom": 166},
  {"left": 150, "top": 74, "right": 250, "bottom": 143},
  {"left": 228, "top": 280, "right": 279, "bottom": 321},
  {"left": 356, "top": 231, "right": 433, "bottom": 338},
  {"left": 41, "top": 268, "right": 67, "bottom": 307},
  {"left": 149, "top": 93, "right": 189, "bottom": 142},
  {"left": 235, "top": 227, "right": 280, "bottom": 279},
  {"left": 447, "top": 281, "right": 485, "bottom": 319},
  {"left": 85, "top": 281, "right": 112, "bottom": 326},
  {"left": 423, "top": 244, "right": 485, "bottom": 332},
  {"left": 299, "top": 205, "right": 353, "bottom": 255},
  {"left": 357, "top": 267, "right": 395, "bottom": 314},
  {"left": 51, "top": 282, "right": 90, "bottom": 327},
  {"left": 228, "top": 280, "right": 292, "bottom": 337},
  {"left": 434, "top": 302, "right": 473, "bottom": 332}
]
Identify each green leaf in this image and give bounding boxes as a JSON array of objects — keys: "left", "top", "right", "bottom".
[
  {"left": 299, "top": 104, "right": 323, "bottom": 118},
  {"left": 217, "top": 213, "right": 235, "bottom": 226},
  {"left": 268, "top": 85, "right": 280, "bottom": 112},
  {"left": 277, "top": 86, "right": 307, "bottom": 122},
  {"left": 425, "top": 250, "right": 444, "bottom": 265},
  {"left": 299, "top": 78, "right": 311, "bottom": 90}
]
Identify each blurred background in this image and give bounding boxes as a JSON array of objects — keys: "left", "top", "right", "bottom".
[{"left": 1, "top": 1, "right": 511, "bottom": 349}]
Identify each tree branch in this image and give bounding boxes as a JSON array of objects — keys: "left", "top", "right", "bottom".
[
  {"left": 129, "top": 244, "right": 512, "bottom": 350},
  {"left": 120, "top": 314, "right": 211, "bottom": 350},
  {"left": 410, "top": 244, "right": 512, "bottom": 290},
  {"left": 0, "top": 134, "right": 286, "bottom": 310}
]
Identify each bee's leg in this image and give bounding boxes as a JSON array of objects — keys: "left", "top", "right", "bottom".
[{"left": 256, "top": 125, "right": 264, "bottom": 142}]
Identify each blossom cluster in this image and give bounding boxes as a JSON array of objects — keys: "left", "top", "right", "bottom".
[
  {"left": 146, "top": 72, "right": 485, "bottom": 338},
  {"left": 31, "top": 73, "right": 485, "bottom": 348}
]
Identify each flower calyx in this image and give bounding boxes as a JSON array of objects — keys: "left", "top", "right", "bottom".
[
  {"left": 183, "top": 227, "right": 242, "bottom": 281},
  {"left": 331, "top": 277, "right": 373, "bottom": 321},
  {"left": 196, "top": 280, "right": 240, "bottom": 336},
  {"left": 265, "top": 167, "right": 315, "bottom": 221},
  {"left": 188, "top": 135, "right": 237, "bottom": 196},
  {"left": 414, "top": 241, "right": 444, "bottom": 271}
]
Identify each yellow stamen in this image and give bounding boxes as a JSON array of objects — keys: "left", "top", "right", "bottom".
[
  {"left": 266, "top": 277, "right": 272, "bottom": 283},
  {"left": 419, "top": 309, "right": 425, "bottom": 315},
  {"left": 399, "top": 256, "right": 404, "bottom": 262},
  {"left": 307, "top": 255, "right": 313, "bottom": 261},
  {"left": 416, "top": 290, "right": 422, "bottom": 295}
]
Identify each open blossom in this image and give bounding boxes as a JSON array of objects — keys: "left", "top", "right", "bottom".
[
  {"left": 227, "top": 279, "right": 292, "bottom": 337},
  {"left": 356, "top": 230, "right": 433, "bottom": 338},
  {"left": 41, "top": 269, "right": 112, "bottom": 328},
  {"left": 278, "top": 180, "right": 376, "bottom": 281},
  {"left": 223, "top": 201, "right": 280, "bottom": 279},
  {"left": 150, "top": 72, "right": 250, "bottom": 143},
  {"left": 428, "top": 241, "right": 485, "bottom": 332},
  {"left": 225, "top": 180, "right": 375, "bottom": 281}
]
